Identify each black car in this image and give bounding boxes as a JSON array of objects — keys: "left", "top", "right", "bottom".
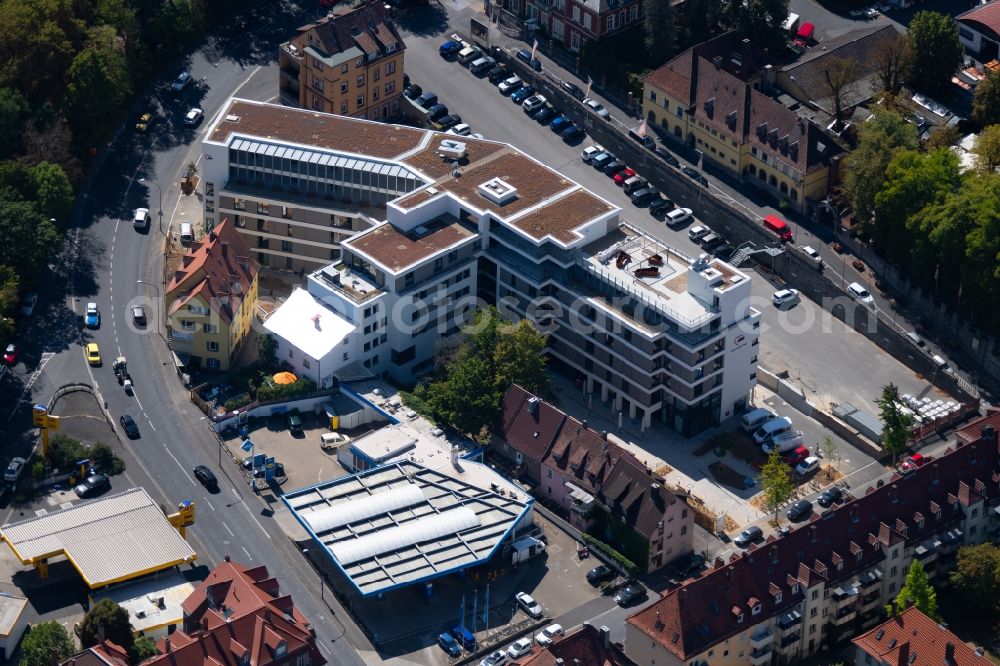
[
  {"left": 75, "top": 473, "right": 111, "bottom": 498},
  {"left": 415, "top": 92, "right": 438, "bottom": 108},
  {"left": 194, "top": 465, "right": 218, "bottom": 489},
  {"left": 516, "top": 48, "right": 532, "bottom": 63},
  {"left": 603, "top": 160, "right": 626, "bottom": 176},
  {"left": 426, "top": 103, "right": 449, "bottom": 122},
  {"left": 403, "top": 83, "right": 423, "bottom": 100},
  {"left": 120, "top": 414, "right": 140, "bottom": 438},
  {"left": 818, "top": 486, "right": 844, "bottom": 507},
  {"left": 656, "top": 145, "right": 680, "bottom": 167},
  {"left": 787, "top": 499, "right": 813, "bottom": 522},
  {"left": 562, "top": 81, "right": 584, "bottom": 100},
  {"left": 630, "top": 187, "right": 661, "bottom": 205},
  {"left": 534, "top": 107, "right": 557, "bottom": 124},
  {"left": 561, "top": 125, "right": 585, "bottom": 144},
  {"left": 733, "top": 525, "right": 763, "bottom": 548},
  {"left": 671, "top": 552, "right": 706, "bottom": 578},
  {"left": 487, "top": 66, "right": 510, "bottom": 84},
  {"left": 590, "top": 152, "right": 614, "bottom": 170},
  {"left": 713, "top": 243, "right": 735, "bottom": 260},
  {"left": 435, "top": 114, "right": 463, "bottom": 129},
  {"left": 682, "top": 166, "right": 708, "bottom": 185},
  {"left": 615, "top": 583, "right": 646, "bottom": 606},
  {"left": 586, "top": 564, "right": 614, "bottom": 585},
  {"left": 242, "top": 458, "right": 287, "bottom": 479},
  {"left": 648, "top": 196, "right": 674, "bottom": 217}
]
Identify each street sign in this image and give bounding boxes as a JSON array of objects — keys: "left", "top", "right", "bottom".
[
  {"left": 253, "top": 453, "right": 266, "bottom": 469},
  {"left": 264, "top": 457, "right": 276, "bottom": 481},
  {"left": 241, "top": 438, "right": 253, "bottom": 452}
]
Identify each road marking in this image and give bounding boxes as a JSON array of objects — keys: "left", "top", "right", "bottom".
[
  {"left": 163, "top": 444, "right": 195, "bottom": 484},
  {"left": 236, "top": 497, "right": 273, "bottom": 540},
  {"left": 222, "top": 521, "right": 235, "bottom": 536},
  {"left": 242, "top": 545, "right": 251, "bottom": 559},
  {"left": 204, "top": 498, "right": 215, "bottom": 511}
]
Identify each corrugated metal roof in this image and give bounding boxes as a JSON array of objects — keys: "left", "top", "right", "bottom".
[{"left": 0, "top": 488, "right": 197, "bottom": 588}]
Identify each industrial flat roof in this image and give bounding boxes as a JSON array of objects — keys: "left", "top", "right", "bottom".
[
  {"left": 93, "top": 572, "right": 194, "bottom": 633},
  {"left": 283, "top": 460, "right": 531, "bottom": 596},
  {"left": 0, "top": 488, "right": 197, "bottom": 588},
  {"left": 0, "top": 593, "right": 27, "bottom": 637}
]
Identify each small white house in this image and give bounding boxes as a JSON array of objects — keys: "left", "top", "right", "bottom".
[{"left": 0, "top": 592, "right": 29, "bottom": 661}]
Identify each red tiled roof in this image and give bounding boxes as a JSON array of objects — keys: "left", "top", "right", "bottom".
[
  {"left": 144, "top": 558, "right": 324, "bottom": 666},
  {"left": 645, "top": 49, "right": 692, "bottom": 106},
  {"left": 544, "top": 415, "right": 623, "bottom": 491},
  {"left": 628, "top": 417, "right": 1000, "bottom": 661},
  {"left": 515, "top": 624, "right": 635, "bottom": 665},
  {"left": 599, "top": 454, "right": 681, "bottom": 539},
  {"left": 853, "top": 606, "right": 991, "bottom": 666},
  {"left": 166, "top": 219, "right": 259, "bottom": 325},
  {"left": 494, "top": 385, "right": 565, "bottom": 465},
  {"left": 296, "top": 3, "right": 405, "bottom": 60},
  {"left": 958, "top": 0, "right": 1000, "bottom": 42}
]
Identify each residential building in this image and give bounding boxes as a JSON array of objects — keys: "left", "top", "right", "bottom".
[
  {"left": 0, "top": 592, "right": 28, "bottom": 662},
  {"left": 491, "top": 384, "right": 567, "bottom": 484},
  {"left": 513, "top": 623, "right": 636, "bottom": 664},
  {"left": 852, "top": 605, "right": 991, "bottom": 666},
  {"left": 278, "top": 3, "right": 405, "bottom": 121},
  {"left": 957, "top": 0, "right": 1000, "bottom": 62},
  {"left": 62, "top": 642, "right": 130, "bottom": 666},
  {"left": 512, "top": 0, "right": 649, "bottom": 54},
  {"left": 492, "top": 386, "right": 694, "bottom": 572},
  {"left": 776, "top": 25, "right": 901, "bottom": 120},
  {"left": 625, "top": 413, "right": 1000, "bottom": 666},
  {"left": 643, "top": 32, "right": 844, "bottom": 214},
  {"left": 143, "top": 557, "right": 325, "bottom": 666},
  {"left": 205, "top": 98, "right": 761, "bottom": 435},
  {"left": 165, "top": 220, "right": 259, "bottom": 372}
]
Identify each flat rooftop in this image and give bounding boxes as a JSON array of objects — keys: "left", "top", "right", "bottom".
[
  {"left": 344, "top": 214, "right": 477, "bottom": 274},
  {"left": 263, "top": 287, "right": 355, "bottom": 360},
  {"left": 93, "top": 572, "right": 194, "bottom": 633},
  {"left": 0, "top": 488, "right": 197, "bottom": 588},
  {"left": 0, "top": 593, "right": 27, "bottom": 637},
  {"left": 282, "top": 460, "right": 530, "bottom": 596},
  {"left": 207, "top": 98, "right": 620, "bottom": 251}
]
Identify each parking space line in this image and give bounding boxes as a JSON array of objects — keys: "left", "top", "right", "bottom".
[
  {"left": 241, "top": 545, "right": 251, "bottom": 559},
  {"left": 204, "top": 498, "right": 215, "bottom": 511},
  {"left": 163, "top": 443, "right": 195, "bottom": 484},
  {"left": 222, "top": 521, "right": 235, "bottom": 536}
]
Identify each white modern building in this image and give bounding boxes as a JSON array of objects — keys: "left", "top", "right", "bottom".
[{"left": 203, "top": 98, "right": 761, "bottom": 435}]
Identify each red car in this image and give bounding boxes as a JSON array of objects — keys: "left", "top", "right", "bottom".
[
  {"left": 900, "top": 453, "right": 929, "bottom": 473},
  {"left": 613, "top": 167, "right": 636, "bottom": 186},
  {"left": 781, "top": 446, "right": 810, "bottom": 466},
  {"left": 3, "top": 343, "right": 18, "bottom": 365}
]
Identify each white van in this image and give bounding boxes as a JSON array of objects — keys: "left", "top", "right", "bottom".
[
  {"left": 763, "top": 430, "right": 805, "bottom": 453},
  {"left": 754, "top": 416, "right": 793, "bottom": 444},
  {"left": 741, "top": 407, "right": 777, "bottom": 432},
  {"left": 783, "top": 12, "right": 800, "bottom": 34},
  {"left": 320, "top": 432, "right": 351, "bottom": 451},
  {"left": 179, "top": 222, "right": 194, "bottom": 244},
  {"left": 848, "top": 281, "right": 875, "bottom": 308},
  {"left": 458, "top": 46, "right": 482, "bottom": 65}
]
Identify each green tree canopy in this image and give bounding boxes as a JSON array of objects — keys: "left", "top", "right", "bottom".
[
  {"left": 422, "top": 351, "right": 501, "bottom": 437},
  {"left": 78, "top": 599, "right": 135, "bottom": 654},
  {"left": 67, "top": 26, "right": 133, "bottom": 144},
  {"left": 844, "top": 107, "right": 918, "bottom": 227},
  {"left": 20, "top": 621, "right": 74, "bottom": 666},
  {"left": 890, "top": 560, "right": 937, "bottom": 618},
  {"left": 904, "top": 11, "right": 963, "bottom": 95},
  {"left": 973, "top": 124, "right": 1000, "bottom": 174},
  {"left": 725, "top": 0, "right": 789, "bottom": 51},
  {"left": 644, "top": 0, "right": 676, "bottom": 64},
  {"left": 0, "top": 88, "right": 29, "bottom": 158},
  {"left": 948, "top": 543, "right": 1000, "bottom": 616},
  {"left": 759, "top": 447, "right": 793, "bottom": 523},
  {"left": 683, "top": 0, "right": 720, "bottom": 45},
  {"left": 972, "top": 70, "right": 1000, "bottom": 127},
  {"left": 875, "top": 383, "right": 914, "bottom": 464},
  {"left": 0, "top": 200, "right": 62, "bottom": 276},
  {"left": 31, "top": 162, "right": 74, "bottom": 222},
  {"left": 0, "top": 0, "right": 85, "bottom": 101}
]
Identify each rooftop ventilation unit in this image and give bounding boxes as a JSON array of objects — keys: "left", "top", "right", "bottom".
[
  {"left": 477, "top": 177, "right": 518, "bottom": 205},
  {"left": 437, "top": 139, "right": 467, "bottom": 160}
]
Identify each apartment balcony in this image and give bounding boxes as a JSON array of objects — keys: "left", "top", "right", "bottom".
[
  {"left": 778, "top": 633, "right": 800, "bottom": 650},
  {"left": 749, "top": 627, "right": 774, "bottom": 650},
  {"left": 833, "top": 606, "right": 858, "bottom": 625},
  {"left": 280, "top": 42, "right": 305, "bottom": 62},
  {"left": 749, "top": 646, "right": 772, "bottom": 666},
  {"left": 860, "top": 592, "right": 881, "bottom": 613},
  {"left": 313, "top": 263, "right": 384, "bottom": 304},
  {"left": 777, "top": 610, "right": 802, "bottom": 632},
  {"left": 832, "top": 585, "right": 859, "bottom": 609},
  {"left": 858, "top": 568, "right": 883, "bottom": 589}
]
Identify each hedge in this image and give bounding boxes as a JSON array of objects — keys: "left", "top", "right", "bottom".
[{"left": 580, "top": 533, "right": 639, "bottom": 577}]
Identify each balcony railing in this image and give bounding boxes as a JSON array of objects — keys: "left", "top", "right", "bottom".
[
  {"left": 749, "top": 628, "right": 773, "bottom": 649},
  {"left": 748, "top": 647, "right": 772, "bottom": 666}
]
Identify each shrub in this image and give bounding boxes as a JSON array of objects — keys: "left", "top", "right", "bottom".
[
  {"left": 90, "top": 443, "right": 125, "bottom": 475},
  {"left": 47, "top": 434, "right": 87, "bottom": 470},
  {"left": 580, "top": 534, "right": 639, "bottom": 577},
  {"left": 256, "top": 376, "right": 317, "bottom": 402}
]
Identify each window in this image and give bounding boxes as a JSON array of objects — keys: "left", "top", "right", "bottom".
[
  {"left": 312, "top": 76, "right": 323, "bottom": 91},
  {"left": 341, "top": 63, "right": 349, "bottom": 74},
  {"left": 629, "top": 3, "right": 639, "bottom": 20},
  {"left": 373, "top": 69, "right": 380, "bottom": 81},
  {"left": 181, "top": 320, "right": 195, "bottom": 331},
  {"left": 649, "top": 90, "right": 657, "bottom": 102},
  {"left": 890, "top": 566, "right": 897, "bottom": 576},
  {"left": 386, "top": 81, "right": 395, "bottom": 94},
  {"left": 341, "top": 101, "right": 348, "bottom": 114},
  {"left": 207, "top": 341, "right": 220, "bottom": 352},
  {"left": 810, "top": 607, "right": 817, "bottom": 618},
  {"left": 809, "top": 624, "right": 816, "bottom": 635},
  {"left": 340, "top": 81, "right": 348, "bottom": 94},
  {"left": 206, "top": 358, "right": 221, "bottom": 370},
  {"left": 203, "top": 324, "right": 218, "bottom": 334},
  {"left": 386, "top": 61, "right": 396, "bottom": 75},
  {"left": 547, "top": 468, "right": 553, "bottom": 478},
  {"left": 356, "top": 95, "right": 364, "bottom": 108},
  {"left": 343, "top": 352, "right": 349, "bottom": 361},
  {"left": 584, "top": 12, "right": 592, "bottom": 29},
  {"left": 751, "top": 604, "right": 761, "bottom": 616},
  {"left": 607, "top": 13, "right": 616, "bottom": 29},
  {"left": 357, "top": 75, "right": 365, "bottom": 87},
  {"left": 312, "top": 58, "right": 323, "bottom": 70},
  {"left": 302, "top": 358, "right": 311, "bottom": 368},
  {"left": 775, "top": 592, "right": 782, "bottom": 603},
  {"left": 311, "top": 95, "right": 322, "bottom": 111},
  {"left": 281, "top": 240, "right": 293, "bottom": 252},
  {"left": 572, "top": 5, "right": 581, "bottom": 21}
]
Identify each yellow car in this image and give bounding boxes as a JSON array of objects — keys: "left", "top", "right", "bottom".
[
  {"left": 86, "top": 343, "right": 102, "bottom": 366},
  {"left": 135, "top": 112, "right": 153, "bottom": 132}
]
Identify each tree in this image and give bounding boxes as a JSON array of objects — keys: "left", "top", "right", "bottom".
[
  {"left": 904, "top": 11, "right": 963, "bottom": 95},
  {"left": 949, "top": 543, "right": 1000, "bottom": 616},
  {"left": 973, "top": 124, "right": 1000, "bottom": 174},
  {"left": 889, "top": 560, "right": 937, "bottom": 618},
  {"left": 644, "top": 0, "right": 676, "bottom": 65},
  {"left": 66, "top": 27, "right": 133, "bottom": 144},
  {"left": 31, "top": 162, "right": 74, "bottom": 222},
  {"left": 78, "top": 599, "right": 135, "bottom": 654},
  {"left": 844, "top": 107, "right": 918, "bottom": 227},
  {"left": 0, "top": 88, "right": 28, "bottom": 158},
  {"left": 20, "top": 621, "right": 74, "bottom": 666},
  {"left": 257, "top": 333, "right": 278, "bottom": 371},
  {"left": 132, "top": 636, "right": 158, "bottom": 661},
  {"left": 972, "top": 70, "right": 1000, "bottom": 127},
  {"left": 924, "top": 124, "right": 961, "bottom": 150},
  {"left": 0, "top": 0, "right": 86, "bottom": 101},
  {"left": 0, "top": 200, "right": 63, "bottom": 276},
  {"left": 725, "top": 0, "right": 789, "bottom": 51},
  {"left": 819, "top": 435, "right": 839, "bottom": 479},
  {"left": 822, "top": 58, "right": 859, "bottom": 124},
  {"left": 683, "top": 0, "right": 720, "bottom": 45},
  {"left": 875, "top": 383, "right": 914, "bottom": 464},
  {"left": 759, "top": 447, "right": 793, "bottom": 524},
  {"left": 872, "top": 33, "right": 912, "bottom": 97},
  {"left": 423, "top": 351, "right": 502, "bottom": 436},
  {"left": 493, "top": 318, "right": 554, "bottom": 399}
]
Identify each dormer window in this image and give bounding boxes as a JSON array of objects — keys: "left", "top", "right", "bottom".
[
  {"left": 752, "top": 604, "right": 762, "bottom": 615},
  {"left": 837, "top": 561, "right": 843, "bottom": 571},
  {"left": 856, "top": 550, "right": 863, "bottom": 561},
  {"left": 775, "top": 592, "right": 782, "bottom": 604},
  {"left": 936, "top": 509, "right": 942, "bottom": 519},
  {"left": 792, "top": 583, "right": 801, "bottom": 594},
  {"left": 738, "top": 612, "right": 744, "bottom": 623}
]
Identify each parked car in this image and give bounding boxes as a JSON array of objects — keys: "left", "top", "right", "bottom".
[
  {"left": 562, "top": 81, "right": 584, "bottom": 99},
  {"left": 135, "top": 112, "right": 154, "bottom": 132},
  {"left": 771, "top": 288, "right": 800, "bottom": 307},
  {"left": 630, "top": 187, "right": 661, "bottom": 205},
  {"left": 900, "top": 453, "right": 928, "bottom": 473},
  {"left": 437, "top": 632, "right": 461, "bottom": 657},
  {"left": 648, "top": 196, "right": 674, "bottom": 218},
  {"left": 171, "top": 71, "right": 192, "bottom": 92},
  {"left": 132, "top": 305, "right": 147, "bottom": 326},
  {"left": 487, "top": 66, "right": 510, "bottom": 84},
  {"left": 535, "top": 624, "right": 564, "bottom": 646},
  {"left": 522, "top": 94, "right": 547, "bottom": 113},
  {"left": 549, "top": 116, "right": 571, "bottom": 133},
  {"left": 561, "top": 125, "right": 585, "bottom": 143},
  {"left": 586, "top": 564, "right": 614, "bottom": 585},
  {"left": 515, "top": 48, "right": 533, "bottom": 63},
  {"left": 415, "top": 91, "right": 438, "bottom": 107},
  {"left": 590, "top": 152, "right": 614, "bottom": 170},
  {"left": 613, "top": 167, "right": 636, "bottom": 185},
  {"left": 85, "top": 303, "right": 100, "bottom": 328},
  {"left": 287, "top": 412, "right": 304, "bottom": 436},
  {"left": 665, "top": 207, "right": 693, "bottom": 226},
  {"left": 3, "top": 343, "right": 19, "bottom": 365},
  {"left": 451, "top": 625, "right": 476, "bottom": 651},
  {"left": 498, "top": 76, "right": 523, "bottom": 95},
  {"left": 602, "top": 160, "right": 626, "bottom": 176},
  {"left": 733, "top": 525, "right": 763, "bottom": 548},
  {"left": 615, "top": 583, "right": 646, "bottom": 606},
  {"left": 787, "top": 499, "right": 813, "bottom": 521},
  {"left": 75, "top": 473, "right": 111, "bottom": 498},
  {"left": 446, "top": 123, "right": 472, "bottom": 136},
  {"left": 682, "top": 166, "right": 707, "bottom": 185},
  {"left": 133, "top": 207, "right": 150, "bottom": 230},
  {"left": 670, "top": 552, "right": 706, "bottom": 578},
  {"left": 818, "top": 486, "right": 844, "bottom": 507},
  {"left": 510, "top": 86, "right": 535, "bottom": 104},
  {"left": 584, "top": 98, "right": 610, "bottom": 119},
  {"left": 425, "top": 103, "right": 449, "bottom": 122},
  {"left": 439, "top": 40, "right": 462, "bottom": 58},
  {"left": 781, "top": 446, "right": 810, "bottom": 466},
  {"left": 515, "top": 592, "right": 543, "bottom": 618},
  {"left": 194, "top": 465, "right": 218, "bottom": 489},
  {"left": 435, "top": 114, "right": 463, "bottom": 129},
  {"left": 581, "top": 145, "right": 604, "bottom": 162},
  {"left": 688, "top": 225, "right": 711, "bottom": 242},
  {"left": 86, "top": 343, "right": 102, "bottom": 366},
  {"left": 470, "top": 56, "right": 497, "bottom": 75},
  {"left": 120, "top": 414, "right": 140, "bottom": 438},
  {"left": 507, "top": 637, "right": 533, "bottom": 659},
  {"left": 3, "top": 457, "right": 26, "bottom": 483},
  {"left": 19, "top": 293, "right": 37, "bottom": 316},
  {"left": 479, "top": 650, "right": 507, "bottom": 666},
  {"left": 403, "top": 83, "right": 422, "bottom": 99},
  {"left": 242, "top": 458, "right": 286, "bottom": 479},
  {"left": 184, "top": 107, "right": 204, "bottom": 125},
  {"left": 533, "top": 106, "right": 557, "bottom": 124},
  {"left": 848, "top": 281, "right": 876, "bottom": 307},
  {"left": 655, "top": 145, "right": 680, "bottom": 166}
]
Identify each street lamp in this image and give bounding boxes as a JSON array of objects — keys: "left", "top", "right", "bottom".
[
  {"left": 138, "top": 178, "right": 164, "bottom": 235},
  {"left": 136, "top": 279, "right": 165, "bottom": 343}
]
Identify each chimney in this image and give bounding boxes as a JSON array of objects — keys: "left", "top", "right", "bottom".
[
  {"left": 209, "top": 229, "right": 218, "bottom": 242},
  {"left": 890, "top": 599, "right": 898, "bottom": 617},
  {"left": 688, "top": 55, "right": 700, "bottom": 117},
  {"left": 741, "top": 38, "right": 752, "bottom": 77},
  {"left": 528, "top": 396, "right": 539, "bottom": 416},
  {"left": 581, "top": 419, "right": 588, "bottom": 430},
  {"left": 945, "top": 642, "right": 956, "bottom": 663},
  {"left": 601, "top": 430, "right": 608, "bottom": 441},
  {"left": 981, "top": 424, "right": 997, "bottom": 444},
  {"left": 896, "top": 643, "right": 909, "bottom": 666},
  {"left": 165, "top": 637, "right": 172, "bottom": 654},
  {"left": 225, "top": 554, "right": 231, "bottom": 562},
  {"left": 713, "top": 56, "right": 722, "bottom": 69},
  {"left": 651, "top": 482, "right": 660, "bottom": 498},
  {"left": 222, "top": 240, "right": 229, "bottom": 255},
  {"left": 599, "top": 625, "right": 611, "bottom": 647}
]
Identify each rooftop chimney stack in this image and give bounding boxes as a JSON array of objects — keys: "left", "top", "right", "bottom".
[{"left": 945, "top": 642, "right": 956, "bottom": 663}]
